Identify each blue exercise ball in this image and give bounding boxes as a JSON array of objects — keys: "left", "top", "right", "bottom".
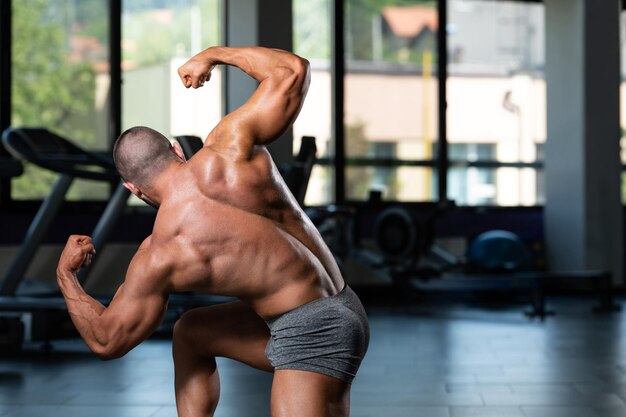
[{"left": 466, "top": 230, "right": 532, "bottom": 273}]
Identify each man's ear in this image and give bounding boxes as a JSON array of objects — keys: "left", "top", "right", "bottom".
[
  {"left": 172, "top": 142, "right": 187, "bottom": 162},
  {"left": 122, "top": 181, "right": 143, "bottom": 198}
]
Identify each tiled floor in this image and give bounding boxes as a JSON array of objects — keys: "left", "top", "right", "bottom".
[{"left": 1, "top": 294, "right": 626, "bottom": 417}]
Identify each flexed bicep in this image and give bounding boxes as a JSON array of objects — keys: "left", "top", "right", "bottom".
[
  {"left": 178, "top": 47, "right": 311, "bottom": 160},
  {"left": 213, "top": 59, "right": 310, "bottom": 151},
  {"left": 57, "top": 238, "right": 169, "bottom": 360},
  {"left": 98, "top": 283, "right": 168, "bottom": 359},
  {"left": 95, "top": 253, "right": 170, "bottom": 359}
]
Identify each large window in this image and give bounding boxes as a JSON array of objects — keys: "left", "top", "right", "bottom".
[
  {"left": 296, "top": 0, "right": 546, "bottom": 206},
  {"left": 122, "top": 0, "right": 222, "bottom": 138},
  {"left": 345, "top": 0, "right": 439, "bottom": 202},
  {"left": 11, "top": 0, "right": 111, "bottom": 200},
  {"left": 293, "top": 0, "right": 333, "bottom": 205},
  {"left": 1, "top": 0, "right": 552, "bottom": 208},
  {"left": 447, "top": 0, "right": 545, "bottom": 206}
]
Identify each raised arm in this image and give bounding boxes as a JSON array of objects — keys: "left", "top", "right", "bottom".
[
  {"left": 56, "top": 235, "right": 168, "bottom": 359},
  {"left": 177, "top": 46, "right": 310, "bottom": 160}
]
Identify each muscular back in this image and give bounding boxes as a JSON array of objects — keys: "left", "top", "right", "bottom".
[
  {"left": 151, "top": 146, "right": 344, "bottom": 319},
  {"left": 55, "top": 47, "right": 347, "bottom": 359}
]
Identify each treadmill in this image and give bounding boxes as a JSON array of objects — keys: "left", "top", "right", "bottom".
[{"left": 0, "top": 127, "right": 130, "bottom": 347}]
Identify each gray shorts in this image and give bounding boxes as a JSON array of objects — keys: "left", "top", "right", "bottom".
[{"left": 264, "top": 285, "right": 369, "bottom": 384}]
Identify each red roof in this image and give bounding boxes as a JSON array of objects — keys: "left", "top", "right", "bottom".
[{"left": 382, "top": 6, "right": 438, "bottom": 38}]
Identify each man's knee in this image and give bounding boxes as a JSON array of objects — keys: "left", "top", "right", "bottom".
[{"left": 173, "top": 309, "right": 208, "bottom": 350}]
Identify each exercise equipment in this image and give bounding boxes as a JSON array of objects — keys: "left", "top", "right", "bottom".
[
  {"left": 349, "top": 203, "right": 618, "bottom": 319},
  {"left": 465, "top": 230, "right": 532, "bottom": 273},
  {"left": 371, "top": 206, "right": 533, "bottom": 277},
  {"left": 0, "top": 127, "right": 130, "bottom": 349},
  {"left": 373, "top": 207, "right": 419, "bottom": 261},
  {"left": 372, "top": 204, "right": 459, "bottom": 278},
  {"left": 0, "top": 127, "right": 130, "bottom": 295},
  {"left": 280, "top": 136, "right": 317, "bottom": 206}
]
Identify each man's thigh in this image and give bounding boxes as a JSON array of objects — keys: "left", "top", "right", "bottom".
[
  {"left": 271, "top": 369, "right": 350, "bottom": 417},
  {"left": 175, "top": 301, "right": 273, "bottom": 372}
]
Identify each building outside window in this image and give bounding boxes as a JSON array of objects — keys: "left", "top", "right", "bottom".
[
  {"left": 122, "top": 0, "right": 222, "bottom": 139},
  {"left": 344, "top": 0, "right": 439, "bottom": 202},
  {"left": 295, "top": 0, "right": 546, "bottom": 206},
  {"left": 447, "top": 0, "right": 546, "bottom": 206},
  {"left": 292, "top": 0, "right": 333, "bottom": 206}
]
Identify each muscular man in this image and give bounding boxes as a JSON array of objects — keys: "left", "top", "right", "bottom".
[{"left": 56, "top": 46, "right": 369, "bottom": 417}]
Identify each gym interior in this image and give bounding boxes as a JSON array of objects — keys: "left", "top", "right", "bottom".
[{"left": 2, "top": 0, "right": 626, "bottom": 416}]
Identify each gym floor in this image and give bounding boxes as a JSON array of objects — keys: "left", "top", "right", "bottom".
[{"left": 1, "top": 295, "right": 626, "bottom": 417}]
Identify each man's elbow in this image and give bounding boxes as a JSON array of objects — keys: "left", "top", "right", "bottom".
[
  {"left": 294, "top": 56, "right": 310, "bottom": 89},
  {"left": 91, "top": 341, "right": 128, "bottom": 361},
  {"left": 301, "top": 58, "right": 311, "bottom": 93},
  {"left": 279, "top": 54, "right": 308, "bottom": 80},
  {"left": 295, "top": 55, "right": 310, "bottom": 75},
  {"left": 279, "top": 56, "right": 310, "bottom": 97}
]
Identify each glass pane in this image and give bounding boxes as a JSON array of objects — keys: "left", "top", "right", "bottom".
[
  {"left": 447, "top": 0, "right": 545, "bottom": 206},
  {"left": 307, "top": 166, "right": 335, "bottom": 206},
  {"left": 293, "top": 0, "right": 332, "bottom": 205},
  {"left": 345, "top": 0, "right": 438, "bottom": 200},
  {"left": 448, "top": 167, "right": 544, "bottom": 206},
  {"left": 122, "top": 0, "right": 221, "bottom": 136},
  {"left": 11, "top": 0, "right": 110, "bottom": 200},
  {"left": 122, "top": 0, "right": 221, "bottom": 206},
  {"left": 346, "top": 166, "right": 436, "bottom": 201}
]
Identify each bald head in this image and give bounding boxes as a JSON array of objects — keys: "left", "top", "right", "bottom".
[{"left": 113, "top": 126, "right": 179, "bottom": 190}]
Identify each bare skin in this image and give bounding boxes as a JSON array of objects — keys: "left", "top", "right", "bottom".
[{"left": 57, "top": 46, "right": 351, "bottom": 417}]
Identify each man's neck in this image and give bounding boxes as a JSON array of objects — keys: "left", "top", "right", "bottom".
[{"left": 147, "top": 162, "right": 184, "bottom": 207}]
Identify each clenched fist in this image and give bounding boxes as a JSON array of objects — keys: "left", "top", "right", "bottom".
[
  {"left": 58, "top": 235, "right": 96, "bottom": 273},
  {"left": 178, "top": 57, "right": 216, "bottom": 89}
]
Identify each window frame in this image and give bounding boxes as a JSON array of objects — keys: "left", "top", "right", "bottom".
[
  {"left": 0, "top": 0, "right": 551, "bottom": 209},
  {"left": 329, "top": 0, "right": 547, "bottom": 206}
]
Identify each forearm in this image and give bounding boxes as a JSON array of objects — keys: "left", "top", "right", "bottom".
[
  {"left": 179, "top": 45, "right": 310, "bottom": 151},
  {"left": 195, "top": 46, "right": 307, "bottom": 83},
  {"left": 56, "top": 267, "right": 112, "bottom": 357}
]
